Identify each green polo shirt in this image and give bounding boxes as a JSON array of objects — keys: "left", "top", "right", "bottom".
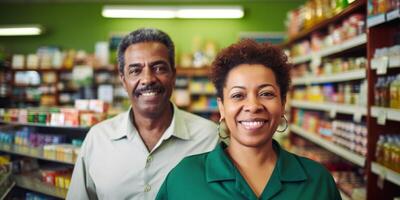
[{"left": 156, "top": 140, "right": 341, "bottom": 200}]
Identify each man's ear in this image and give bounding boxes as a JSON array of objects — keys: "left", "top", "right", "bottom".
[
  {"left": 119, "top": 73, "right": 127, "bottom": 90},
  {"left": 217, "top": 97, "right": 225, "bottom": 120}
]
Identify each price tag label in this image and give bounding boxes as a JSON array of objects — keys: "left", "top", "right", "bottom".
[
  {"left": 389, "top": 55, "right": 400, "bottom": 67},
  {"left": 353, "top": 112, "right": 362, "bottom": 123},
  {"left": 377, "top": 168, "right": 386, "bottom": 189},
  {"left": 376, "top": 57, "right": 389, "bottom": 75},
  {"left": 329, "top": 109, "right": 336, "bottom": 119},
  {"left": 377, "top": 110, "right": 387, "bottom": 125}
]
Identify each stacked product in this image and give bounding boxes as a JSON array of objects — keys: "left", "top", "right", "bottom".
[
  {"left": 293, "top": 109, "right": 368, "bottom": 156},
  {"left": 0, "top": 127, "right": 83, "bottom": 163},
  {"left": 375, "top": 134, "right": 400, "bottom": 172},
  {"left": 289, "top": 12, "right": 365, "bottom": 57},
  {"left": 286, "top": 0, "right": 357, "bottom": 37},
  {"left": 0, "top": 99, "right": 109, "bottom": 127}
]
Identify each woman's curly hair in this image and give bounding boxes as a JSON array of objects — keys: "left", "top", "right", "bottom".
[{"left": 210, "top": 39, "right": 291, "bottom": 102}]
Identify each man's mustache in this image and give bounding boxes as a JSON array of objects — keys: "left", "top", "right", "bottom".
[{"left": 133, "top": 84, "right": 165, "bottom": 97}]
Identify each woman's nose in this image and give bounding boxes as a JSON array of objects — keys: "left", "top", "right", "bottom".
[{"left": 244, "top": 96, "right": 264, "bottom": 113}]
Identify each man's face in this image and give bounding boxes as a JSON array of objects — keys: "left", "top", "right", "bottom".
[{"left": 120, "top": 42, "right": 176, "bottom": 118}]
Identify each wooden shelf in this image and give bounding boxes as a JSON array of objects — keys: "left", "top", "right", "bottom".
[
  {"left": 0, "top": 143, "right": 75, "bottom": 165},
  {"left": 284, "top": 0, "right": 366, "bottom": 46},
  {"left": 367, "top": 8, "right": 400, "bottom": 28},
  {"left": 13, "top": 174, "right": 67, "bottom": 199},
  {"left": 0, "top": 120, "right": 89, "bottom": 130},
  {"left": 291, "top": 100, "right": 367, "bottom": 117},
  {"left": 176, "top": 67, "right": 210, "bottom": 77},
  {"left": 292, "top": 34, "right": 367, "bottom": 64},
  {"left": 371, "top": 162, "right": 400, "bottom": 187},
  {"left": 292, "top": 69, "right": 366, "bottom": 85},
  {"left": 290, "top": 125, "right": 366, "bottom": 167}
]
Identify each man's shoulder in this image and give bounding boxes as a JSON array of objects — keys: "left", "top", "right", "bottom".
[
  {"left": 178, "top": 109, "right": 217, "bottom": 128},
  {"left": 87, "top": 111, "right": 128, "bottom": 136}
]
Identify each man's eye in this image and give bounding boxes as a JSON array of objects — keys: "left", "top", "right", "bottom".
[
  {"left": 129, "top": 67, "right": 141, "bottom": 74},
  {"left": 154, "top": 65, "right": 168, "bottom": 73}
]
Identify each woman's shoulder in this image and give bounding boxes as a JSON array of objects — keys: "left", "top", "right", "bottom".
[
  {"left": 168, "top": 152, "right": 210, "bottom": 179},
  {"left": 283, "top": 148, "right": 333, "bottom": 179}
]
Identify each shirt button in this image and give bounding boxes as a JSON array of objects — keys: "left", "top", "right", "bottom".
[
  {"left": 144, "top": 184, "right": 151, "bottom": 192},
  {"left": 145, "top": 156, "right": 152, "bottom": 168}
]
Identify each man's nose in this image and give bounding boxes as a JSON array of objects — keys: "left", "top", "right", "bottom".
[{"left": 141, "top": 66, "right": 156, "bottom": 85}]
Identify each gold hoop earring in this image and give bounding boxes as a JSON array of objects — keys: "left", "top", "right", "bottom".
[
  {"left": 276, "top": 115, "right": 288, "bottom": 133},
  {"left": 218, "top": 118, "right": 229, "bottom": 139}
]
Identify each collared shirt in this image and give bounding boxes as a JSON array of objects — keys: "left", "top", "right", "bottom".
[
  {"left": 66, "top": 104, "right": 218, "bottom": 200},
  {"left": 156, "top": 140, "right": 342, "bottom": 200}
]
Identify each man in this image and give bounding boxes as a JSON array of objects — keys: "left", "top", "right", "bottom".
[{"left": 67, "top": 28, "right": 218, "bottom": 200}]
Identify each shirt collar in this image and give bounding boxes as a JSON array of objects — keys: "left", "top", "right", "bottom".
[
  {"left": 110, "top": 103, "right": 191, "bottom": 141},
  {"left": 205, "top": 139, "right": 308, "bottom": 183}
]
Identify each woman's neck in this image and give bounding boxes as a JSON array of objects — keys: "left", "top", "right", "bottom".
[
  {"left": 225, "top": 139, "right": 277, "bottom": 197},
  {"left": 226, "top": 139, "right": 276, "bottom": 167}
]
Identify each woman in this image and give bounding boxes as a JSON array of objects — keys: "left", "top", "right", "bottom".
[{"left": 156, "top": 39, "right": 341, "bottom": 200}]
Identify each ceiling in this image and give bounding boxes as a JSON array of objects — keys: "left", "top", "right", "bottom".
[{"left": 0, "top": 0, "right": 303, "bottom": 3}]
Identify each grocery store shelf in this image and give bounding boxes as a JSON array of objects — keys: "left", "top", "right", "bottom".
[
  {"left": 371, "top": 162, "right": 400, "bottom": 186},
  {"left": 290, "top": 100, "right": 367, "bottom": 116},
  {"left": 284, "top": 0, "right": 366, "bottom": 45},
  {"left": 190, "top": 92, "right": 216, "bottom": 96},
  {"left": 0, "top": 143, "right": 75, "bottom": 165},
  {"left": 0, "top": 120, "right": 89, "bottom": 130},
  {"left": 13, "top": 174, "right": 67, "bottom": 199},
  {"left": 292, "top": 55, "right": 311, "bottom": 64},
  {"left": 176, "top": 67, "right": 210, "bottom": 77},
  {"left": 292, "top": 69, "right": 366, "bottom": 85},
  {"left": 367, "top": 8, "right": 400, "bottom": 28},
  {"left": 0, "top": 182, "right": 15, "bottom": 200},
  {"left": 190, "top": 108, "right": 219, "bottom": 113},
  {"left": 371, "top": 106, "right": 400, "bottom": 122},
  {"left": 340, "top": 190, "right": 351, "bottom": 200},
  {"left": 371, "top": 55, "right": 400, "bottom": 73},
  {"left": 292, "top": 34, "right": 367, "bottom": 64},
  {"left": 290, "top": 125, "right": 366, "bottom": 167}
]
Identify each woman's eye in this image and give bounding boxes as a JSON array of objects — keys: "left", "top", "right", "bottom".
[
  {"left": 231, "top": 93, "right": 244, "bottom": 99},
  {"left": 260, "top": 91, "right": 275, "bottom": 97}
]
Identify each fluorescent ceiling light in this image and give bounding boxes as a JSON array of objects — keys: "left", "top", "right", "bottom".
[
  {"left": 102, "top": 6, "right": 176, "bottom": 18},
  {"left": 102, "top": 5, "right": 244, "bottom": 19},
  {"left": 0, "top": 25, "right": 43, "bottom": 36},
  {"left": 177, "top": 6, "right": 244, "bottom": 19}
]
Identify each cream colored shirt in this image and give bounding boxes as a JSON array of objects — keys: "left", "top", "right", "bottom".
[{"left": 66, "top": 104, "right": 218, "bottom": 200}]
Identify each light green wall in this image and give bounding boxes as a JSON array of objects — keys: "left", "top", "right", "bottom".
[{"left": 0, "top": 2, "right": 302, "bottom": 57}]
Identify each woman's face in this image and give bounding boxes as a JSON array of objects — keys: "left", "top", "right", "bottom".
[{"left": 217, "top": 64, "right": 285, "bottom": 148}]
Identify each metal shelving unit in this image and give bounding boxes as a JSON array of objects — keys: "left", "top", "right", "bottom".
[
  {"left": 371, "top": 162, "right": 400, "bottom": 187},
  {"left": 290, "top": 125, "right": 366, "bottom": 167},
  {"left": 13, "top": 174, "right": 67, "bottom": 199},
  {"left": 0, "top": 143, "right": 75, "bottom": 165},
  {"left": 292, "top": 34, "right": 367, "bottom": 64},
  {"left": 292, "top": 69, "right": 366, "bottom": 85},
  {"left": 291, "top": 100, "right": 367, "bottom": 117}
]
